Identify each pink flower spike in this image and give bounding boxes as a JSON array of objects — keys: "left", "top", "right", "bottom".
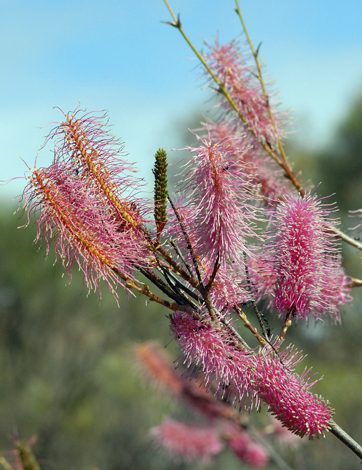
[
  {"left": 203, "top": 118, "right": 292, "bottom": 204},
  {"left": 134, "top": 341, "right": 184, "bottom": 397},
  {"left": 203, "top": 39, "right": 288, "bottom": 148},
  {"left": 20, "top": 160, "right": 153, "bottom": 300},
  {"left": 265, "top": 192, "right": 342, "bottom": 321},
  {"left": 227, "top": 431, "right": 269, "bottom": 468},
  {"left": 47, "top": 107, "right": 152, "bottom": 237},
  {"left": 170, "top": 311, "right": 258, "bottom": 407},
  {"left": 254, "top": 346, "right": 334, "bottom": 438},
  {"left": 150, "top": 419, "right": 223, "bottom": 464},
  {"left": 176, "top": 133, "right": 261, "bottom": 264}
]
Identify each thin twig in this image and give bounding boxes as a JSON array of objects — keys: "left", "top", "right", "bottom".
[
  {"left": 112, "top": 267, "right": 190, "bottom": 312},
  {"left": 330, "top": 420, "right": 362, "bottom": 460},
  {"left": 234, "top": 306, "right": 268, "bottom": 346},
  {"left": 162, "top": 0, "right": 305, "bottom": 197},
  {"left": 168, "top": 195, "right": 204, "bottom": 287},
  {"left": 169, "top": 240, "right": 194, "bottom": 277}
]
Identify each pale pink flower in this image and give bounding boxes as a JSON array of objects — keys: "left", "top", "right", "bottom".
[
  {"left": 165, "top": 196, "right": 252, "bottom": 311},
  {"left": 150, "top": 418, "right": 223, "bottom": 464},
  {"left": 227, "top": 431, "right": 269, "bottom": 468},
  {"left": 175, "top": 134, "right": 261, "bottom": 264},
  {"left": 205, "top": 119, "right": 292, "bottom": 204},
  {"left": 20, "top": 161, "right": 151, "bottom": 298},
  {"left": 20, "top": 110, "right": 154, "bottom": 298},
  {"left": 203, "top": 39, "right": 287, "bottom": 149},
  {"left": 48, "top": 108, "right": 152, "bottom": 235}
]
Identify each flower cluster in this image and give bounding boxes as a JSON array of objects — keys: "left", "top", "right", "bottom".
[
  {"left": 16, "top": 4, "right": 360, "bottom": 463},
  {"left": 171, "top": 312, "right": 334, "bottom": 439}
]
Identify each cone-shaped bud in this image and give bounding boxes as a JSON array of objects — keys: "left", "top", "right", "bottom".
[{"left": 153, "top": 148, "right": 168, "bottom": 237}]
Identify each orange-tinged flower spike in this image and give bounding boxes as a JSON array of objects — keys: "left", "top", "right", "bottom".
[
  {"left": 21, "top": 158, "right": 153, "bottom": 299},
  {"left": 48, "top": 108, "right": 150, "bottom": 236}
]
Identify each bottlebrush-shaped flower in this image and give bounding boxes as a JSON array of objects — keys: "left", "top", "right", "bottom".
[
  {"left": 264, "top": 192, "right": 349, "bottom": 321},
  {"left": 171, "top": 312, "right": 333, "bottom": 438},
  {"left": 20, "top": 158, "right": 153, "bottom": 299},
  {"left": 226, "top": 430, "right": 269, "bottom": 468},
  {"left": 254, "top": 346, "right": 334, "bottom": 438},
  {"left": 150, "top": 418, "right": 223, "bottom": 464},
  {"left": 174, "top": 134, "right": 261, "bottom": 264},
  {"left": 134, "top": 341, "right": 184, "bottom": 396},
  {"left": 170, "top": 311, "right": 257, "bottom": 405},
  {"left": 203, "top": 38, "right": 286, "bottom": 148},
  {"left": 48, "top": 108, "right": 151, "bottom": 239},
  {"left": 165, "top": 196, "right": 252, "bottom": 311},
  {"left": 204, "top": 119, "right": 292, "bottom": 204}
]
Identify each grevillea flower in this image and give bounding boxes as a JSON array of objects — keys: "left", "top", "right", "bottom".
[
  {"left": 204, "top": 119, "right": 292, "bottom": 204},
  {"left": 227, "top": 430, "right": 269, "bottom": 468},
  {"left": 254, "top": 347, "right": 334, "bottom": 438},
  {"left": 171, "top": 312, "right": 334, "bottom": 438},
  {"left": 165, "top": 197, "right": 252, "bottom": 311},
  {"left": 150, "top": 418, "right": 223, "bottom": 464},
  {"left": 19, "top": 109, "right": 154, "bottom": 298},
  {"left": 203, "top": 39, "right": 287, "bottom": 149},
  {"left": 134, "top": 341, "right": 184, "bottom": 396},
  {"left": 170, "top": 311, "right": 257, "bottom": 406},
  {"left": 264, "top": 192, "right": 351, "bottom": 321},
  {"left": 48, "top": 108, "right": 151, "bottom": 237},
  {"left": 174, "top": 133, "right": 261, "bottom": 264}
]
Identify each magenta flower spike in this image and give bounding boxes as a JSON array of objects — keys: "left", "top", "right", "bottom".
[
  {"left": 254, "top": 347, "right": 334, "bottom": 438},
  {"left": 204, "top": 119, "right": 292, "bottom": 204},
  {"left": 170, "top": 311, "right": 257, "bottom": 405},
  {"left": 171, "top": 313, "right": 333, "bottom": 438},
  {"left": 265, "top": 192, "right": 347, "bottom": 321}
]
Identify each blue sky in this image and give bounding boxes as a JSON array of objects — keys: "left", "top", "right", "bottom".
[{"left": 2, "top": 0, "right": 362, "bottom": 200}]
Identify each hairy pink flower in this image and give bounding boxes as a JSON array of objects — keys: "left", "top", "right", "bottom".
[
  {"left": 265, "top": 193, "right": 345, "bottom": 321},
  {"left": 48, "top": 108, "right": 151, "bottom": 234},
  {"left": 150, "top": 419, "right": 223, "bottom": 464},
  {"left": 205, "top": 119, "right": 292, "bottom": 204},
  {"left": 165, "top": 197, "right": 252, "bottom": 311},
  {"left": 170, "top": 311, "right": 257, "bottom": 406},
  {"left": 19, "top": 110, "right": 155, "bottom": 298},
  {"left": 254, "top": 347, "right": 334, "bottom": 438},
  {"left": 227, "top": 431, "right": 269, "bottom": 468},
  {"left": 203, "top": 39, "right": 287, "bottom": 149},
  {"left": 20, "top": 161, "right": 151, "bottom": 298},
  {"left": 175, "top": 134, "right": 261, "bottom": 264},
  {"left": 171, "top": 313, "right": 333, "bottom": 438}
]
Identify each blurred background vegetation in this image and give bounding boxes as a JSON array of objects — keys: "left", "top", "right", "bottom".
[{"left": 1, "top": 93, "right": 362, "bottom": 470}]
